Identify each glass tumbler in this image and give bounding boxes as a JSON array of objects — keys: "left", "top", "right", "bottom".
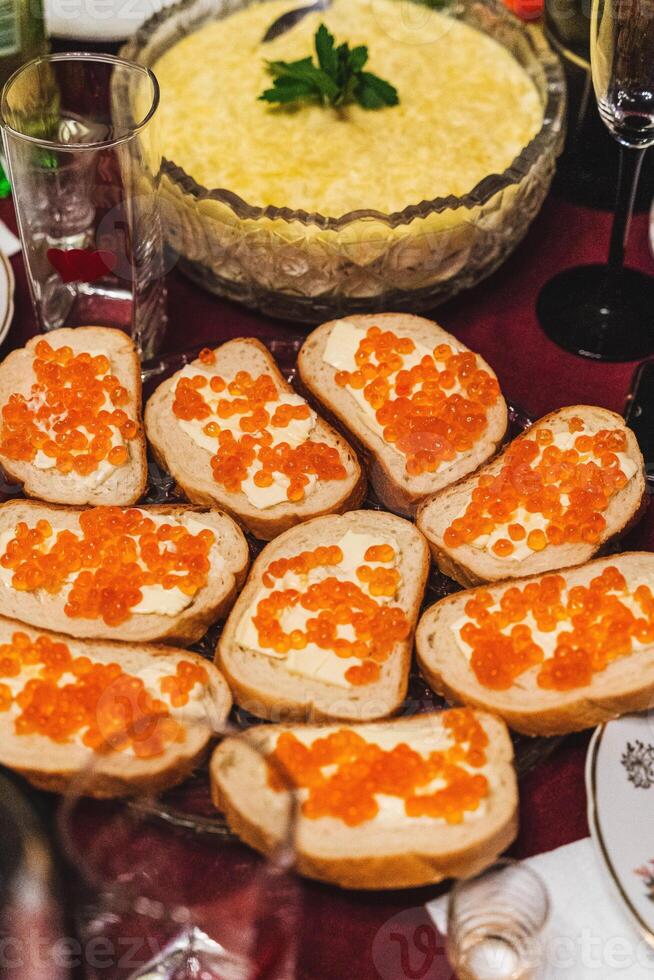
[
  {"left": 446, "top": 859, "right": 550, "bottom": 980},
  {"left": 0, "top": 52, "right": 167, "bottom": 358}
]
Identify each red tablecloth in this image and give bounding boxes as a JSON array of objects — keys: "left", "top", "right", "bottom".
[{"left": 2, "top": 191, "right": 653, "bottom": 980}]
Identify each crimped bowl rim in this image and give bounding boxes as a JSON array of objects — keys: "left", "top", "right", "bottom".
[{"left": 122, "top": 0, "right": 566, "bottom": 231}]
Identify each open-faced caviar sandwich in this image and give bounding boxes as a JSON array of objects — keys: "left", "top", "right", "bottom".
[
  {"left": 297, "top": 313, "right": 508, "bottom": 515},
  {"left": 417, "top": 554, "right": 654, "bottom": 736},
  {"left": 0, "top": 615, "right": 231, "bottom": 796},
  {"left": 0, "top": 327, "right": 148, "bottom": 506},
  {"left": 0, "top": 500, "right": 249, "bottom": 644},
  {"left": 145, "top": 338, "right": 365, "bottom": 540},
  {"left": 211, "top": 709, "right": 517, "bottom": 889},
  {"left": 416, "top": 405, "right": 645, "bottom": 587},
  {"left": 217, "top": 510, "right": 430, "bottom": 722}
]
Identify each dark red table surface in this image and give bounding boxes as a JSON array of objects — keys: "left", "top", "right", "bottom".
[{"left": 2, "top": 190, "right": 654, "bottom": 980}]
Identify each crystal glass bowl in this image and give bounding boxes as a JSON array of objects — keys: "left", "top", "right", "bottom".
[{"left": 122, "top": 0, "right": 566, "bottom": 323}]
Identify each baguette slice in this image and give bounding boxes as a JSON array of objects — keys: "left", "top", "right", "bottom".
[
  {"left": 210, "top": 712, "right": 518, "bottom": 890},
  {"left": 416, "top": 405, "right": 646, "bottom": 588},
  {"left": 0, "top": 500, "right": 249, "bottom": 644},
  {"left": 297, "top": 313, "right": 508, "bottom": 515},
  {"left": 217, "top": 510, "right": 429, "bottom": 722},
  {"left": 145, "top": 338, "right": 366, "bottom": 540},
  {"left": 0, "top": 327, "right": 147, "bottom": 505},
  {"left": 0, "top": 615, "right": 231, "bottom": 797},
  {"left": 416, "top": 553, "right": 654, "bottom": 736}
]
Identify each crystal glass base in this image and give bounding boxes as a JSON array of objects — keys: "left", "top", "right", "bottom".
[{"left": 129, "top": 927, "right": 250, "bottom": 979}]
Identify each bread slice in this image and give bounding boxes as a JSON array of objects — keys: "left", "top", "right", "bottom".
[
  {"left": 416, "top": 553, "right": 654, "bottom": 736},
  {"left": 210, "top": 711, "right": 518, "bottom": 890},
  {"left": 144, "top": 338, "right": 366, "bottom": 541},
  {"left": 0, "top": 327, "right": 147, "bottom": 506},
  {"left": 0, "top": 615, "right": 231, "bottom": 797},
  {"left": 0, "top": 500, "right": 249, "bottom": 644},
  {"left": 297, "top": 313, "right": 508, "bottom": 516},
  {"left": 416, "top": 405, "right": 645, "bottom": 588},
  {"left": 217, "top": 510, "right": 430, "bottom": 722}
]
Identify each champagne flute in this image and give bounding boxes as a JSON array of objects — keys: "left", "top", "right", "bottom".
[{"left": 537, "top": 0, "right": 654, "bottom": 361}]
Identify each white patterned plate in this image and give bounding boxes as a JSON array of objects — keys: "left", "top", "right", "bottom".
[
  {"left": 0, "top": 252, "right": 15, "bottom": 347},
  {"left": 586, "top": 712, "right": 654, "bottom": 948}
]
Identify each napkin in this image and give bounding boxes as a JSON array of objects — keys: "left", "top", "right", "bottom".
[
  {"left": 427, "top": 838, "right": 654, "bottom": 978},
  {"left": 0, "top": 220, "right": 21, "bottom": 257}
]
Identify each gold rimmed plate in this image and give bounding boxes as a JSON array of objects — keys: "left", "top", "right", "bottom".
[
  {"left": 0, "top": 252, "right": 15, "bottom": 347},
  {"left": 586, "top": 712, "right": 654, "bottom": 949}
]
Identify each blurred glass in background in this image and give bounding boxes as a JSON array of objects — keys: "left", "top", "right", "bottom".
[
  {"left": 545, "top": 0, "right": 653, "bottom": 210},
  {"left": 0, "top": 770, "right": 69, "bottom": 980}
]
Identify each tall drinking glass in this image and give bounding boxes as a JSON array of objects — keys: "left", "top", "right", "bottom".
[
  {"left": 0, "top": 53, "right": 167, "bottom": 358},
  {"left": 537, "top": 0, "right": 654, "bottom": 361}
]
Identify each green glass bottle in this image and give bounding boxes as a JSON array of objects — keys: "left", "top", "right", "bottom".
[
  {"left": 0, "top": 0, "right": 48, "bottom": 88},
  {"left": 0, "top": 0, "right": 49, "bottom": 195}
]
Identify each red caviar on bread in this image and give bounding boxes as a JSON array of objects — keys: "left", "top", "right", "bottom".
[
  {"left": 297, "top": 313, "right": 508, "bottom": 515},
  {"left": 145, "top": 338, "right": 365, "bottom": 540},
  {"left": 210, "top": 711, "right": 517, "bottom": 890},
  {"left": 0, "top": 327, "right": 148, "bottom": 506},
  {"left": 416, "top": 553, "right": 654, "bottom": 736}
]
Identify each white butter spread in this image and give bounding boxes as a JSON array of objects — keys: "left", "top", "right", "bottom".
[
  {"left": 237, "top": 530, "right": 400, "bottom": 687},
  {"left": 477, "top": 509, "right": 549, "bottom": 561},
  {"left": 0, "top": 512, "right": 219, "bottom": 618},
  {"left": 131, "top": 584, "right": 192, "bottom": 616},
  {"left": 131, "top": 513, "right": 222, "bottom": 616},
  {"left": 175, "top": 363, "right": 319, "bottom": 509}
]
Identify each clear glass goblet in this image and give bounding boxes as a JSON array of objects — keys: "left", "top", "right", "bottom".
[{"left": 57, "top": 722, "right": 299, "bottom": 980}]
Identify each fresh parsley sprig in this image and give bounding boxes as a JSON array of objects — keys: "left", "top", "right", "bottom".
[{"left": 259, "top": 24, "right": 399, "bottom": 110}]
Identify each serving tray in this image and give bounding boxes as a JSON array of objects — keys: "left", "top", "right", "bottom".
[
  {"left": 121, "top": 335, "right": 560, "bottom": 833},
  {"left": 0, "top": 335, "right": 562, "bottom": 837},
  {"left": 44, "top": 332, "right": 569, "bottom": 980}
]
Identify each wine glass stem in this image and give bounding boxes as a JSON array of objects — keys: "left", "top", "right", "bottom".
[{"left": 607, "top": 145, "right": 646, "bottom": 273}]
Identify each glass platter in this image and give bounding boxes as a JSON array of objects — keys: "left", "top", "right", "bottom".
[{"left": 0, "top": 335, "right": 562, "bottom": 838}]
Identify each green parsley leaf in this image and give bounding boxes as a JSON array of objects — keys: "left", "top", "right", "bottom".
[
  {"left": 315, "top": 23, "right": 339, "bottom": 77},
  {"left": 348, "top": 45, "right": 369, "bottom": 74},
  {"left": 259, "top": 78, "right": 318, "bottom": 104},
  {"left": 259, "top": 24, "right": 399, "bottom": 111},
  {"left": 355, "top": 71, "right": 399, "bottom": 110}
]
